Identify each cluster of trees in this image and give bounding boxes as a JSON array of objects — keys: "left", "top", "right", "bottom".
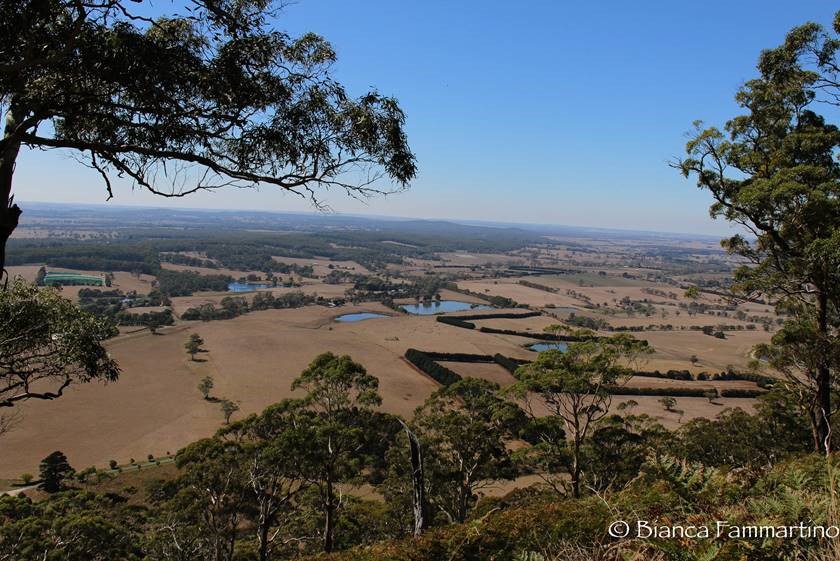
[
  {"left": 180, "top": 292, "right": 317, "bottom": 321},
  {"left": 2, "top": 346, "right": 825, "bottom": 560},
  {"left": 6, "top": 240, "right": 160, "bottom": 276},
  {"left": 75, "top": 288, "right": 172, "bottom": 328},
  {"left": 155, "top": 270, "right": 232, "bottom": 297},
  {"left": 564, "top": 313, "right": 608, "bottom": 330}
]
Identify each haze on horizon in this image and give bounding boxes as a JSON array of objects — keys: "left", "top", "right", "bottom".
[{"left": 12, "top": 1, "right": 837, "bottom": 236}]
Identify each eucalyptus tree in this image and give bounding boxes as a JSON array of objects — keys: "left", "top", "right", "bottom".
[
  {"left": 216, "top": 400, "right": 314, "bottom": 561},
  {"left": 0, "top": 279, "right": 119, "bottom": 410},
  {"left": 510, "top": 332, "right": 650, "bottom": 498},
  {"left": 677, "top": 11, "right": 840, "bottom": 453},
  {"left": 169, "top": 438, "right": 250, "bottom": 561},
  {"left": 410, "top": 378, "right": 523, "bottom": 524},
  {"left": 0, "top": 0, "right": 416, "bottom": 276},
  {"left": 291, "top": 352, "right": 384, "bottom": 553}
]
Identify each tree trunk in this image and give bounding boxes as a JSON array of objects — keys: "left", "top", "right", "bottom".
[
  {"left": 323, "top": 478, "right": 335, "bottom": 553},
  {"left": 400, "top": 421, "right": 427, "bottom": 536},
  {"left": 815, "top": 291, "right": 832, "bottom": 455},
  {"left": 571, "top": 436, "right": 581, "bottom": 498},
  {"left": 257, "top": 519, "right": 270, "bottom": 561},
  {"left": 0, "top": 102, "right": 25, "bottom": 279},
  {"left": 256, "top": 500, "right": 272, "bottom": 561}
]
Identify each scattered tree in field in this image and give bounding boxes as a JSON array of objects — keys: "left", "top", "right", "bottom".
[
  {"left": 510, "top": 332, "right": 651, "bottom": 498},
  {"left": 19, "top": 473, "right": 32, "bottom": 484},
  {"left": 0, "top": 0, "right": 416, "bottom": 276},
  {"left": 145, "top": 318, "right": 161, "bottom": 335},
  {"left": 704, "top": 390, "right": 718, "bottom": 404},
  {"left": 184, "top": 333, "right": 205, "bottom": 361},
  {"left": 0, "top": 279, "right": 119, "bottom": 408},
  {"left": 677, "top": 13, "right": 840, "bottom": 454},
  {"left": 219, "top": 399, "right": 239, "bottom": 424},
  {"left": 617, "top": 399, "right": 639, "bottom": 412},
  {"left": 684, "top": 286, "right": 700, "bottom": 300},
  {"left": 660, "top": 396, "right": 677, "bottom": 412},
  {"left": 39, "top": 451, "right": 74, "bottom": 493},
  {"left": 198, "top": 376, "right": 214, "bottom": 400},
  {"left": 690, "top": 354, "right": 699, "bottom": 365}
]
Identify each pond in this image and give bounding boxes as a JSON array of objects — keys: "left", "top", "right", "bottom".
[
  {"left": 528, "top": 342, "right": 569, "bottom": 352},
  {"left": 335, "top": 312, "right": 390, "bottom": 322},
  {"left": 400, "top": 300, "right": 492, "bottom": 315},
  {"left": 228, "top": 282, "right": 270, "bottom": 293}
]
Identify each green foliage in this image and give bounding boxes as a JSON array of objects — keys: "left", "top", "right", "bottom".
[
  {"left": 406, "top": 379, "right": 524, "bottom": 524},
  {"left": 0, "top": 491, "right": 142, "bottom": 561},
  {"left": 197, "top": 376, "right": 213, "bottom": 400},
  {"left": 0, "top": 278, "right": 119, "bottom": 408},
  {"left": 180, "top": 290, "right": 316, "bottom": 321},
  {"left": 219, "top": 399, "right": 239, "bottom": 424},
  {"left": 660, "top": 396, "right": 677, "bottom": 411},
  {"left": 184, "top": 333, "right": 205, "bottom": 359},
  {"left": 38, "top": 451, "right": 74, "bottom": 493},
  {"left": 155, "top": 269, "right": 232, "bottom": 297},
  {"left": 672, "top": 390, "right": 812, "bottom": 468},
  {"left": 678, "top": 11, "right": 840, "bottom": 453},
  {"left": 510, "top": 334, "right": 652, "bottom": 497},
  {"left": 292, "top": 352, "right": 381, "bottom": 413}
]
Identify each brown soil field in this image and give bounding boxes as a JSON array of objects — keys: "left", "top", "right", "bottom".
[
  {"left": 160, "top": 261, "right": 262, "bottom": 279},
  {"left": 641, "top": 329, "right": 770, "bottom": 373},
  {"left": 0, "top": 304, "right": 544, "bottom": 478},
  {"left": 437, "top": 361, "right": 516, "bottom": 386},
  {"left": 458, "top": 279, "right": 584, "bottom": 308},
  {"left": 6, "top": 265, "right": 42, "bottom": 282},
  {"left": 607, "top": 396, "right": 757, "bottom": 429},
  {"left": 270, "top": 256, "right": 370, "bottom": 277},
  {"left": 519, "top": 393, "right": 757, "bottom": 430},
  {"left": 621, "top": 376, "right": 760, "bottom": 392},
  {"left": 437, "top": 252, "right": 525, "bottom": 266}
]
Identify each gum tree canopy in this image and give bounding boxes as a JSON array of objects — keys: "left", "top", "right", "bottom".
[
  {"left": 0, "top": 279, "right": 119, "bottom": 408},
  {"left": 0, "top": 0, "right": 416, "bottom": 274},
  {"left": 677, "top": 13, "right": 840, "bottom": 454}
]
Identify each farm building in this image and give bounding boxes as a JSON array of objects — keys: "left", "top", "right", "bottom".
[{"left": 43, "top": 271, "right": 105, "bottom": 287}]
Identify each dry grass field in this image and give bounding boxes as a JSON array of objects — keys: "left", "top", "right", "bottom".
[
  {"left": 1, "top": 296, "right": 767, "bottom": 478},
  {"left": 3, "top": 222, "right": 783, "bottom": 490},
  {"left": 0, "top": 303, "right": 544, "bottom": 478}
]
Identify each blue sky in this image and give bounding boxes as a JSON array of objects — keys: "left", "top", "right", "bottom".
[{"left": 14, "top": 1, "right": 839, "bottom": 234}]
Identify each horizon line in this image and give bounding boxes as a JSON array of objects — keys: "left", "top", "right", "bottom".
[{"left": 19, "top": 199, "right": 728, "bottom": 241}]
